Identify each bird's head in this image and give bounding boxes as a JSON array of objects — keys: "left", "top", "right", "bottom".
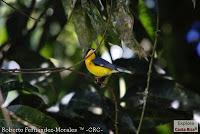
[{"left": 84, "top": 48, "right": 96, "bottom": 60}]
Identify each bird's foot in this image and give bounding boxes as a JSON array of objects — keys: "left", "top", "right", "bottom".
[{"left": 95, "top": 77, "right": 106, "bottom": 87}]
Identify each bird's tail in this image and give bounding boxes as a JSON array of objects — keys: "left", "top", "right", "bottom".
[{"left": 115, "top": 67, "right": 134, "bottom": 74}]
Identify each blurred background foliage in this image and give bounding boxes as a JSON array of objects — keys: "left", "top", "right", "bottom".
[{"left": 0, "top": 0, "right": 200, "bottom": 133}]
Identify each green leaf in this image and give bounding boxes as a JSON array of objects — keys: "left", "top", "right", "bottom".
[
  {"left": 40, "top": 42, "right": 54, "bottom": 58},
  {"left": 156, "top": 123, "right": 173, "bottom": 134},
  {"left": 8, "top": 105, "right": 59, "bottom": 128},
  {"left": 138, "top": 0, "right": 155, "bottom": 39},
  {"left": 0, "top": 24, "right": 8, "bottom": 46}
]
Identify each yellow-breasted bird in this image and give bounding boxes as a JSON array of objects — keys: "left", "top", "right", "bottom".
[{"left": 84, "top": 48, "right": 133, "bottom": 77}]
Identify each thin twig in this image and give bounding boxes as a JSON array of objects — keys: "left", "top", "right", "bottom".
[
  {"left": 98, "top": 1, "right": 119, "bottom": 133},
  {"left": 136, "top": 0, "right": 160, "bottom": 134},
  {"left": 109, "top": 87, "right": 119, "bottom": 134},
  {"left": 0, "top": 67, "right": 65, "bottom": 74},
  {"left": 0, "top": 67, "right": 94, "bottom": 82},
  {"left": 107, "top": 1, "right": 119, "bottom": 133},
  {"left": 102, "top": 67, "right": 119, "bottom": 133},
  {"left": 1, "top": 0, "right": 39, "bottom": 21}
]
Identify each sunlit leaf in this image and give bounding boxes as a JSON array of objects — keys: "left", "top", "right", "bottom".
[
  {"left": 40, "top": 42, "right": 54, "bottom": 58},
  {"left": 0, "top": 25, "right": 8, "bottom": 45},
  {"left": 156, "top": 123, "right": 172, "bottom": 134},
  {"left": 138, "top": 0, "right": 155, "bottom": 39}
]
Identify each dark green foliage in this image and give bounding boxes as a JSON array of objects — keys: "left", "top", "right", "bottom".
[{"left": 0, "top": 0, "right": 200, "bottom": 134}]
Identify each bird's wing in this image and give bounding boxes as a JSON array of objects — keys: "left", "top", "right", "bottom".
[{"left": 93, "top": 57, "right": 117, "bottom": 70}]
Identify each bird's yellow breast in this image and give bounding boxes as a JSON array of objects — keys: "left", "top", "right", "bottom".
[
  {"left": 85, "top": 60, "right": 112, "bottom": 77},
  {"left": 84, "top": 50, "right": 112, "bottom": 77}
]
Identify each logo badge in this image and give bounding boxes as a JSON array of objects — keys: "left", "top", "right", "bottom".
[{"left": 174, "top": 120, "right": 198, "bottom": 132}]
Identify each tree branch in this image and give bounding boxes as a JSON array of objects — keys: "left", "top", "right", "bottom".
[
  {"left": 136, "top": 0, "right": 160, "bottom": 133},
  {"left": 112, "top": 88, "right": 119, "bottom": 134}
]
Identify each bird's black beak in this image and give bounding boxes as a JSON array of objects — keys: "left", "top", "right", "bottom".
[{"left": 82, "top": 48, "right": 95, "bottom": 58}]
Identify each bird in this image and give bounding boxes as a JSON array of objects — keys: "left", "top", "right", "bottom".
[{"left": 84, "top": 48, "right": 133, "bottom": 77}]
